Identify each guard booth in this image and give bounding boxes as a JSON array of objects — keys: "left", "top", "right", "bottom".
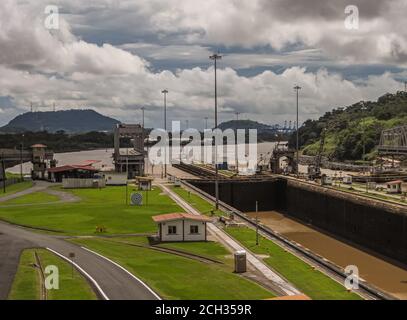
[
  {"left": 234, "top": 250, "right": 247, "bottom": 273},
  {"left": 136, "top": 176, "right": 153, "bottom": 191}
]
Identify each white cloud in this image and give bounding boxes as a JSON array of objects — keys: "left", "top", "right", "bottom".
[{"left": 0, "top": 0, "right": 406, "bottom": 129}]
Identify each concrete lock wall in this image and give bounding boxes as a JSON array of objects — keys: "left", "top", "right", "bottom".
[
  {"left": 285, "top": 180, "right": 407, "bottom": 265},
  {"left": 190, "top": 178, "right": 407, "bottom": 265},
  {"left": 190, "top": 180, "right": 286, "bottom": 212}
]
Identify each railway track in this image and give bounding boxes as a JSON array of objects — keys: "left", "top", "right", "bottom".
[{"left": 180, "top": 179, "right": 395, "bottom": 301}]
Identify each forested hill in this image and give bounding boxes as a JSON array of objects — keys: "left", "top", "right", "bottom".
[
  {"left": 1, "top": 109, "right": 120, "bottom": 133},
  {"left": 290, "top": 91, "right": 407, "bottom": 161}
]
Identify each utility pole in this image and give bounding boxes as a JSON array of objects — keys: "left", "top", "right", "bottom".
[
  {"left": 1, "top": 159, "right": 6, "bottom": 193},
  {"left": 20, "top": 134, "right": 24, "bottom": 181},
  {"left": 235, "top": 112, "right": 240, "bottom": 121},
  {"left": 210, "top": 53, "right": 222, "bottom": 210},
  {"left": 294, "top": 85, "right": 302, "bottom": 178},
  {"left": 141, "top": 107, "right": 146, "bottom": 175},
  {"left": 30, "top": 102, "right": 33, "bottom": 113},
  {"left": 126, "top": 148, "right": 129, "bottom": 205},
  {"left": 162, "top": 90, "right": 169, "bottom": 178}
]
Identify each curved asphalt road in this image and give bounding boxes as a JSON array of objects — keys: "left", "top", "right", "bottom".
[{"left": 0, "top": 221, "right": 160, "bottom": 300}]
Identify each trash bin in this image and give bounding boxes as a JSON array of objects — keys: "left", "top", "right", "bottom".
[{"left": 234, "top": 250, "right": 247, "bottom": 273}]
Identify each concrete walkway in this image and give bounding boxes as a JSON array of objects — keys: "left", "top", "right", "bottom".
[
  {"left": 157, "top": 181, "right": 301, "bottom": 296},
  {"left": 0, "top": 181, "right": 50, "bottom": 203},
  {"left": 0, "top": 181, "right": 80, "bottom": 207}
]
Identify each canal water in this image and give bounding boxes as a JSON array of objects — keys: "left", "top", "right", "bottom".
[{"left": 247, "top": 211, "right": 407, "bottom": 300}]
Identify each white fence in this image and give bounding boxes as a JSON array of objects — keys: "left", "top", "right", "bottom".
[{"left": 62, "top": 178, "right": 106, "bottom": 189}]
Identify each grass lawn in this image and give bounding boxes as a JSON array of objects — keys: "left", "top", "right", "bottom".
[
  {"left": 72, "top": 237, "right": 275, "bottom": 300},
  {"left": 0, "top": 181, "right": 33, "bottom": 198},
  {"left": 8, "top": 249, "right": 97, "bottom": 300},
  {"left": 7, "top": 250, "right": 40, "bottom": 300},
  {"left": 0, "top": 186, "right": 182, "bottom": 235},
  {"left": 226, "top": 227, "right": 362, "bottom": 300},
  {"left": 171, "top": 186, "right": 225, "bottom": 217},
  {"left": 0, "top": 192, "right": 60, "bottom": 205}
]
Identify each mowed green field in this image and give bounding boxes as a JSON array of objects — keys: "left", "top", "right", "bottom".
[
  {"left": 72, "top": 236, "right": 275, "bottom": 300},
  {"left": 0, "top": 186, "right": 182, "bottom": 235},
  {"left": 171, "top": 186, "right": 224, "bottom": 217},
  {"left": 0, "top": 192, "right": 60, "bottom": 205},
  {"left": 0, "top": 181, "right": 33, "bottom": 198},
  {"left": 8, "top": 249, "right": 97, "bottom": 300}
]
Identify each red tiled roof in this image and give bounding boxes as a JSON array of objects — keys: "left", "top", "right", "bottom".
[
  {"left": 152, "top": 213, "right": 211, "bottom": 223},
  {"left": 47, "top": 165, "right": 98, "bottom": 173},
  {"left": 31, "top": 144, "right": 47, "bottom": 148},
  {"left": 388, "top": 180, "right": 403, "bottom": 185}
]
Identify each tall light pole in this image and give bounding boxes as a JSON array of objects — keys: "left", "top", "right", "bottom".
[
  {"left": 141, "top": 107, "right": 146, "bottom": 175},
  {"left": 294, "top": 85, "right": 301, "bottom": 178},
  {"left": 162, "top": 89, "right": 168, "bottom": 178},
  {"left": 210, "top": 53, "right": 222, "bottom": 210},
  {"left": 234, "top": 112, "right": 240, "bottom": 173}
]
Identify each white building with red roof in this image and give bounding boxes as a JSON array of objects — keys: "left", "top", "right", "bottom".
[{"left": 152, "top": 213, "right": 211, "bottom": 242}]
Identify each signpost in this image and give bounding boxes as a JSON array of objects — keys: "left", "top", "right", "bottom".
[
  {"left": 0, "top": 160, "right": 6, "bottom": 193},
  {"left": 69, "top": 252, "right": 75, "bottom": 278}
]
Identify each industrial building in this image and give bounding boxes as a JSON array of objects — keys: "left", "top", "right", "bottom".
[
  {"left": 113, "top": 124, "right": 145, "bottom": 178},
  {"left": 48, "top": 164, "right": 99, "bottom": 182}
]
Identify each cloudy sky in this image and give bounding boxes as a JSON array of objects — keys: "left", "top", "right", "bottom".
[{"left": 0, "top": 0, "right": 406, "bottom": 129}]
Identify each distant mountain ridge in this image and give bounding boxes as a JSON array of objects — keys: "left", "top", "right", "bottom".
[
  {"left": 1, "top": 109, "right": 121, "bottom": 133},
  {"left": 217, "top": 120, "right": 276, "bottom": 133}
]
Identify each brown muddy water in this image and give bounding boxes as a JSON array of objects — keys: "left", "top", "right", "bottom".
[{"left": 247, "top": 211, "right": 407, "bottom": 300}]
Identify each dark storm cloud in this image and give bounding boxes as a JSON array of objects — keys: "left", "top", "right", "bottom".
[{"left": 262, "top": 0, "right": 390, "bottom": 20}]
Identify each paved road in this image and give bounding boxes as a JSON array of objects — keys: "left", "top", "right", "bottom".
[
  {"left": 0, "top": 222, "right": 160, "bottom": 300},
  {"left": 0, "top": 232, "right": 35, "bottom": 299}
]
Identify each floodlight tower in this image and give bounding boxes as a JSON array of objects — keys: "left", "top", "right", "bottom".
[
  {"left": 162, "top": 89, "right": 169, "bottom": 178},
  {"left": 294, "top": 85, "right": 302, "bottom": 178},
  {"left": 210, "top": 53, "right": 222, "bottom": 209}
]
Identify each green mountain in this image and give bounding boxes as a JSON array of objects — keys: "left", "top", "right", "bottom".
[
  {"left": 291, "top": 91, "right": 407, "bottom": 161},
  {"left": 1, "top": 109, "right": 120, "bottom": 133},
  {"left": 218, "top": 119, "right": 275, "bottom": 132},
  {"left": 217, "top": 119, "right": 284, "bottom": 142}
]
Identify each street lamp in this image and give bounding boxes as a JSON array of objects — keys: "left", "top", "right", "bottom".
[
  {"left": 162, "top": 89, "right": 168, "bottom": 178},
  {"left": 294, "top": 85, "right": 302, "bottom": 178},
  {"left": 140, "top": 107, "right": 146, "bottom": 175},
  {"left": 210, "top": 53, "right": 222, "bottom": 210}
]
